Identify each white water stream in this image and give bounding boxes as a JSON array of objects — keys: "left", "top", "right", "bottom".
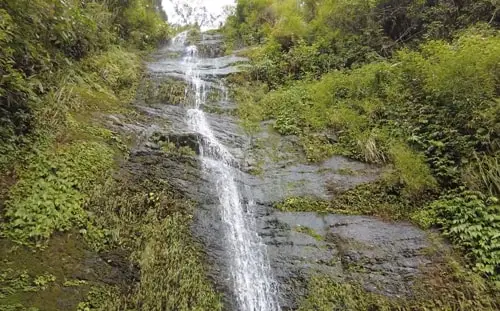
[{"left": 173, "top": 33, "right": 280, "bottom": 311}]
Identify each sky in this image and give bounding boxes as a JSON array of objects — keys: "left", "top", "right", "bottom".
[{"left": 161, "top": 0, "right": 235, "bottom": 30}]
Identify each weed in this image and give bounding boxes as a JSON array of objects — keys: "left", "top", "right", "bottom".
[{"left": 294, "top": 226, "right": 323, "bottom": 241}]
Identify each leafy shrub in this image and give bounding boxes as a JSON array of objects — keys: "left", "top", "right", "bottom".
[
  {"left": 134, "top": 213, "right": 223, "bottom": 310},
  {"left": 121, "top": 0, "right": 169, "bottom": 49},
  {"left": 3, "top": 142, "right": 114, "bottom": 243},
  {"left": 430, "top": 191, "right": 500, "bottom": 278},
  {"left": 85, "top": 179, "right": 223, "bottom": 310}
]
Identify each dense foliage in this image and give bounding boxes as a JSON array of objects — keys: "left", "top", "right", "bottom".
[
  {"left": 226, "top": 0, "right": 500, "bottom": 284},
  {"left": 0, "top": 1, "right": 203, "bottom": 308},
  {"left": 0, "top": 0, "right": 168, "bottom": 171}
]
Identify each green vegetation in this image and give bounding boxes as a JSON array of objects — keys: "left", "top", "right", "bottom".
[
  {"left": 0, "top": 0, "right": 169, "bottom": 233},
  {"left": 141, "top": 77, "right": 187, "bottom": 105},
  {"left": 226, "top": 0, "right": 500, "bottom": 292},
  {"left": 428, "top": 191, "right": 500, "bottom": 279},
  {"left": 84, "top": 180, "right": 223, "bottom": 310},
  {"left": 1, "top": 0, "right": 222, "bottom": 309},
  {"left": 0, "top": 0, "right": 168, "bottom": 171},
  {"left": 0, "top": 269, "right": 55, "bottom": 298},
  {"left": 3, "top": 142, "right": 114, "bottom": 243},
  {"left": 294, "top": 226, "right": 323, "bottom": 241},
  {"left": 160, "top": 141, "right": 197, "bottom": 157}
]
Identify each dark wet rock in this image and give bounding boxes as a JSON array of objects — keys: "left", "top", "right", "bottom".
[
  {"left": 99, "top": 249, "right": 140, "bottom": 285},
  {"left": 150, "top": 132, "right": 203, "bottom": 154},
  {"left": 255, "top": 212, "right": 432, "bottom": 309},
  {"left": 197, "top": 33, "right": 225, "bottom": 58},
  {"left": 323, "top": 131, "right": 339, "bottom": 144},
  {"left": 241, "top": 156, "right": 381, "bottom": 205},
  {"left": 193, "top": 204, "right": 238, "bottom": 310}
]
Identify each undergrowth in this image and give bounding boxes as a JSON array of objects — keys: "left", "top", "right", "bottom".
[
  {"left": 84, "top": 179, "right": 223, "bottom": 310},
  {"left": 2, "top": 142, "right": 114, "bottom": 244}
]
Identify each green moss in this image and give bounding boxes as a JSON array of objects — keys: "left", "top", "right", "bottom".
[
  {"left": 334, "top": 168, "right": 356, "bottom": 176},
  {"left": 0, "top": 234, "right": 114, "bottom": 310},
  {"left": 275, "top": 197, "right": 331, "bottom": 213},
  {"left": 0, "top": 269, "right": 55, "bottom": 298},
  {"left": 160, "top": 142, "right": 197, "bottom": 157},
  {"left": 141, "top": 77, "right": 187, "bottom": 105},
  {"left": 294, "top": 226, "right": 323, "bottom": 241},
  {"left": 276, "top": 178, "right": 433, "bottom": 220},
  {"left": 76, "top": 285, "right": 122, "bottom": 311},
  {"left": 328, "top": 179, "right": 418, "bottom": 219},
  {"left": 298, "top": 276, "right": 395, "bottom": 311}
]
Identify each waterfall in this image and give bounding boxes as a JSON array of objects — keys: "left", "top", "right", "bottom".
[{"left": 173, "top": 33, "right": 281, "bottom": 311}]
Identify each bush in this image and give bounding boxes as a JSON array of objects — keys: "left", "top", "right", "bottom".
[
  {"left": 83, "top": 47, "right": 141, "bottom": 101},
  {"left": 430, "top": 191, "right": 500, "bottom": 279},
  {"left": 3, "top": 142, "right": 114, "bottom": 243}
]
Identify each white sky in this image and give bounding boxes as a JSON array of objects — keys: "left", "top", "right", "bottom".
[{"left": 161, "top": 0, "right": 235, "bottom": 30}]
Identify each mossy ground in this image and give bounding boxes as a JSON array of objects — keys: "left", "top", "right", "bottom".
[{"left": 0, "top": 234, "right": 123, "bottom": 310}]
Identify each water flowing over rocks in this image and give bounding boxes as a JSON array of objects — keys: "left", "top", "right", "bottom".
[{"left": 113, "top": 32, "right": 439, "bottom": 310}]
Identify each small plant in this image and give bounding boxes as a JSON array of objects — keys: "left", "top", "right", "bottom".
[
  {"left": 275, "top": 197, "right": 330, "bottom": 213},
  {"left": 63, "top": 279, "right": 87, "bottom": 287},
  {"left": 33, "top": 273, "right": 56, "bottom": 290},
  {"left": 295, "top": 226, "right": 323, "bottom": 241},
  {"left": 160, "top": 142, "right": 196, "bottom": 157}
]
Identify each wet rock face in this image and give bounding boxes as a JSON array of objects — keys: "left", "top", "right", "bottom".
[
  {"left": 149, "top": 132, "right": 203, "bottom": 154},
  {"left": 258, "top": 212, "right": 431, "bottom": 309},
  {"left": 120, "top": 32, "right": 438, "bottom": 310},
  {"left": 197, "top": 33, "right": 225, "bottom": 58}
]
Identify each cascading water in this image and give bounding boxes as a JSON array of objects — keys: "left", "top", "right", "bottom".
[{"left": 174, "top": 33, "right": 280, "bottom": 311}]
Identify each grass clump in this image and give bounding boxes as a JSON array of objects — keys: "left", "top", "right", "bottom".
[
  {"left": 133, "top": 213, "right": 223, "bottom": 310},
  {"left": 294, "top": 226, "right": 323, "bottom": 241},
  {"left": 160, "top": 142, "right": 197, "bottom": 157},
  {"left": 84, "top": 180, "right": 223, "bottom": 310},
  {"left": 298, "top": 276, "right": 395, "bottom": 311},
  {"left": 141, "top": 77, "right": 187, "bottom": 105},
  {"left": 389, "top": 143, "right": 438, "bottom": 198},
  {"left": 275, "top": 197, "right": 331, "bottom": 213},
  {"left": 83, "top": 47, "right": 142, "bottom": 103}
]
